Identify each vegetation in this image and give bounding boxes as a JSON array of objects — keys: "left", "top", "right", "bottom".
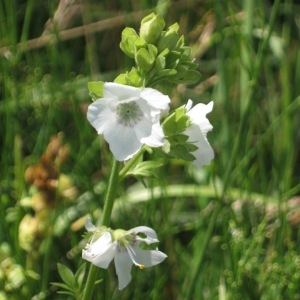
[{"left": 1, "top": 0, "right": 300, "bottom": 299}]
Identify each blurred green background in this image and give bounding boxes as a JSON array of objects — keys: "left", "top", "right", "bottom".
[{"left": 1, "top": 0, "right": 300, "bottom": 299}]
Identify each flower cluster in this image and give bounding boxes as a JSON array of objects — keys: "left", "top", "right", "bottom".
[
  {"left": 82, "top": 219, "right": 167, "bottom": 290},
  {"left": 82, "top": 12, "right": 215, "bottom": 293}
]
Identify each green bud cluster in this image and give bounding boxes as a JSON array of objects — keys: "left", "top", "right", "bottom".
[
  {"left": 117, "top": 13, "right": 201, "bottom": 91},
  {"left": 162, "top": 106, "right": 198, "bottom": 161}
]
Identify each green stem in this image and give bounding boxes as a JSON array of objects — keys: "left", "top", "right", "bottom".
[
  {"left": 119, "top": 146, "right": 147, "bottom": 181},
  {"left": 101, "top": 159, "right": 121, "bottom": 226},
  {"left": 82, "top": 158, "right": 120, "bottom": 300}
]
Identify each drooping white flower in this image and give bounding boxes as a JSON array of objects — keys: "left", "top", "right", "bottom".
[
  {"left": 87, "top": 83, "right": 170, "bottom": 161},
  {"left": 184, "top": 100, "right": 214, "bottom": 168},
  {"left": 82, "top": 219, "right": 167, "bottom": 290}
]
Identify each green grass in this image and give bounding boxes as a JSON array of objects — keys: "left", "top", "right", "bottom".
[{"left": 1, "top": 0, "right": 300, "bottom": 299}]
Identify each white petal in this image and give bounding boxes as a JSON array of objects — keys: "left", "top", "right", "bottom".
[
  {"left": 103, "top": 82, "right": 140, "bottom": 101},
  {"left": 141, "top": 88, "right": 171, "bottom": 111},
  {"left": 85, "top": 217, "right": 96, "bottom": 232},
  {"left": 129, "top": 226, "right": 159, "bottom": 244},
  {"left": 87, "top": 99, "right": 116, "bottom": 134},
  {"left": 187, "top": 101, "right": 213, "bottom": 125},
  {"left": 185, "top": 99, "right": 193, "bottom": 111},
  {"left": 133, "top": 118, "right": 152, "bottom": 140},
  {"left": 115, "top": 252, "right": 133, "bottom": 290},
  {"left": 134, "top": 118, "right": 164, "bottom": 147},
  {"left": 137, "top": 98, "right": 160, "bottom": 121},
  {"left": 82, "top": 232, "right": 116, "bottom": 269},
  {"left": 185, "top": 124, "right": 214, "bottom": 168},
  {"left": 104, "top": 123, "right": 142, "bottom": 161},
  {"left": 132, "top": 246, "right": 167, "bottom": 267}
]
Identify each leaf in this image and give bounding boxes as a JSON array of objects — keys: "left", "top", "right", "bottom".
[
  {"left": 127, "top": 161, "right": 163, "bottom": 178},
  {"left": 57, "top": 263, "right": 76, "bottom": 288},
  {"left": 168, "top": 144, "right": 196, "bottom": 161},
  {"left": 52, "top": 282, "right": 74, "bottom": 293},
  {"left": 75, "top": 263, "right": 86, "bottom": 289},
  {"left": 88, "top": 81, "right": 104, "bottom": 99}
]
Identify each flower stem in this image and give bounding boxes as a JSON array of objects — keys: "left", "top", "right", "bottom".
[
  {"left": 82, "top": 158, "right": 120, "bottom": 300},
  {"left": 119, "top": 146, "right": 147, "bottom": 181},
  {"left": 101, "top": 158, "right": 121, "bottom": 226}
]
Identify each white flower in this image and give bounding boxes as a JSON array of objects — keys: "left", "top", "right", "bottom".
[
  {"left": 82, "top": 219, "right": 167, "bottom": 290},
  {"left": 87, "top": 83, "right": 170, "bottom": 161},
  {"left": 184, "top": 100, "right": 214, "bottom": 168}
]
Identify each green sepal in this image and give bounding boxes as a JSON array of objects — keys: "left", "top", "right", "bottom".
[
  {"left": 127, "top": 68, "right": 144, "bottom": 86},
  {"left": 134, "top": 37, "right": 147, "bottom": 53},
  {"left": 140, "top": 13, "right": 165, "bottom": 44},
  {"left": 135, "top": 47, "right": 155, "bottom": 72},
  {"left": 120, "top": 27, "right": 139, "bottom": 58},
  {"left": 114, "top": 68, "right": 143, "bottom": 87},
  {"left": 114, "top": 74, "right": 127, "bottom": 85},
  {"left": 88, "top": 81, "right": 104, "bottom": 100},
  {"left": 157, "top": 68, "right": 177, "bottom": 77},
  {"left": 157, "top": 27, "right": 180, "bottom": 53}
]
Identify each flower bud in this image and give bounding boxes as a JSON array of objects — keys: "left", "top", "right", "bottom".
[{"left": 140, "top": 13, "right": 165, "bottom": 44}]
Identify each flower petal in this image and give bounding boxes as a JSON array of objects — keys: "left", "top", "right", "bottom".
[
  {"left": 103, "top": 82, "right": 140, "bottom": 101},
  {"left": 104, "top": 123, "right": 142, "bottom": 161},
  {"left": 82, "top": 232, "right": 116, "bottom": 269},
  {"left": 85, "top": 217, "right": 96, "bottom": 232},
  {"left": 115, "top": 251, "right": 133, "bottom": 290},
  {"left": 134, "top": 118, "right": 164, "bottom": 147},
  {"left": 187, "top": 101, "right": 213, "bottom": 127},
  {"left": 87, "top": 99, "right": 117, "bottom": 134},
  {"left": 185, "top": 124, "right": 214, "bottom": 168},
  {"left": 141, "top": 88, "right": 171, "bottom": 111},
  {"left": 132, "top": 246, "right": 167, "bottom": 267},
  {"left": 129, "top": 226, "right": 159, "bottom": 244}
]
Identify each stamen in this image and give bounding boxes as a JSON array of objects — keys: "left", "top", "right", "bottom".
[{"left": 125, "top": 244, "right": 144, "bottom": 269}]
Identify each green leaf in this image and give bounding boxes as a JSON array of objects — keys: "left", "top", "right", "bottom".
[
  {"left": 75, "top": 263, "right": 86, "bottom": 287},
  {"left": 52, "top": 282, "right": 74, "bottom": 293},
  {"left": 168, "top": 144, "right": 196, "bottom": 161},
  {"left": 163, "top": 105, "right": 190, "bottom": 136},
  {"left": 57, "top": 263, "right": 76, "bottom": 288},
  {"left": 186, "top": 142, "right": 199, "bottom": 152},
  {"left": 88, "top": 81, "right": 104, "bottom": 99},
  {"left": 168, "top": 133, "right": 189, "bottom": 144},
  {"left": 177, "top": 115, "right": 190, "bottom": 132},
  {"left": 127, "top": 161, "right": 163, "bottom": 178},
  {"left": 167, "top": 68, "right": 201, "bottom": 84}
]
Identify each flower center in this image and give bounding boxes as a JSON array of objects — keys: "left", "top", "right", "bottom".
[{"left": 116, "top": 101, "right": 143, "bottom": 127}]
